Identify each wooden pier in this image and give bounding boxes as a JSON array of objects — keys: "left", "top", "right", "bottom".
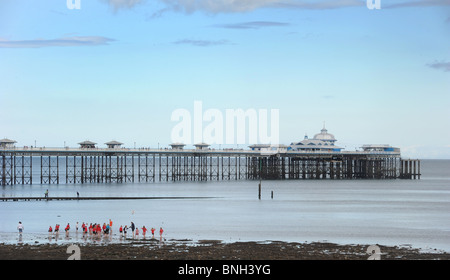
[
  {"left": 0, "top": 147, "right": 420, "bottom": 186},
  {"left": 0, "top": 196, "right": 216, "bottom": 202}
]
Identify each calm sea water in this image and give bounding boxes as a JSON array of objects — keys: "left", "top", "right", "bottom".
[{"left": 1, "top": 159, "right": 449, "bottom": 252}]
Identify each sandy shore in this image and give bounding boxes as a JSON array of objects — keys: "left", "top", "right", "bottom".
[{"left": 1, "top": 237, "right": 449, "bottom": 260}]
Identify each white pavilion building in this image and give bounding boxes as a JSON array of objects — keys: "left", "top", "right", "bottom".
[{"left": 288, "top": 125, "right": 342, "bottom": 152}]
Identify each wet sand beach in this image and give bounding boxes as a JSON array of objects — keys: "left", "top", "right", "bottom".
[{"left": 1, "top": 238, "right": 449, "bottom": 260}]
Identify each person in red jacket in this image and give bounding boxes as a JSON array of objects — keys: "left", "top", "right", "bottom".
[
  {"left": 83, "top": 224, "right": 88, "bottom": 237},
  {"left": 142, "top": 226, "right": 147, "bottom": 239},
  {"left": 65, "top": 223, "right": 70, "bottom": 237}
]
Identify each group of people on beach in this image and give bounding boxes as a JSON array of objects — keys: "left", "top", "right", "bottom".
[
  {"left": 118, "top": 222, "right": 164, "bottom": 240},
  {"left": 47, "top": 223, "right": 76, "bottom": 237},
  {"left": 48, "top": 220, "right": 113, "bottom": 237},
  {"left": 45, "top": 220, "right": 164, "bottom": 241}
]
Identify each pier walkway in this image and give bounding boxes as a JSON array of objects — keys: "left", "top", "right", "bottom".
[{"left": 1, "top": 147, "right": 420, "bottom": 186}]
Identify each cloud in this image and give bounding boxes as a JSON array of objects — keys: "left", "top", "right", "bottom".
[
  {"left": 384, "top": 0, "right": 450, "bottom": 8},
  {"left": 0, "top": 36, "right": 115, "bottom": 48},
  {"left": 213, "top": 21, "right": 290, "bottom": 29},
  {"left": 271, "top": 0, "right": 365, "bottom": 10},
  {"left": 427, "top": 61, "right": 450, "bottom": 72},
  {"left": 156, "top": 0, "right": 281, "bottom": 14},
  {"left": 172, "top": 39, "right": 231, "bottom": 47},
  {"left": 102, "top": 0, "right": 450, "bottom": 14},
  {"left": 321, "top": 95, "right": 335, "bottom": 99},
  {"left": 102, "top": 0, "right": 144, "bottom": 10},
  {"left": 141, "top": 0, "right": 367, "bottom": 16}
]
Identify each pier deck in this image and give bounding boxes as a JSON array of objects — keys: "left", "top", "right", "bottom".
[
  {"left": 1, "top": 147, "right": 420, "bottom": 186},
  {"left": 0, "top": 196, "right": 216, "bottom": 202}
]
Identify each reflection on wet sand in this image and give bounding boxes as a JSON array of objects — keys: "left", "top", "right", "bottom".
[{"left": 41, "top": 229, "right": 166, "bottom": 247}]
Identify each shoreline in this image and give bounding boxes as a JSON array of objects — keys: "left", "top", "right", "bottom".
[{"left": 1, "top": 234, "right": 449, "bottom": 260}]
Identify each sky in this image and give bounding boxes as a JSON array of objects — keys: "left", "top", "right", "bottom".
[{"left": 0, "top": 0, "right": 449, "bottom": 158}]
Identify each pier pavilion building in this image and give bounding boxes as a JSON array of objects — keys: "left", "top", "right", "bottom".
[
  {"left": 78, "top": 140, "right": 97, "bottom": 149},
  {"left": 0, "top": 138, "right": 16, "bottom": 149},
  {"left": 105, "top": 141, "right": 123, "bottom": 149},
  {"left": 288, "top": 125, "right": 342, "bottom": 152}
]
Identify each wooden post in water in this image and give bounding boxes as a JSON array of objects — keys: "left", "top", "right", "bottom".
[
  {"left": 39, "top": 156, "right": 42, "bottom": 184},
  {"left": 56, "top": 156, "right": 59, "bottom": 184},
  {"left": 409, "top": 159, "right": 413, "bottom": 179},
  {"left": 258, "top": 158, "right": 262, "bottom": 200},
  {"left": 417, "top": 160, "right": 420, "bottom": 180}
]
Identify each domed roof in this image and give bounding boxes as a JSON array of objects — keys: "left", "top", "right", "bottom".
[{"left": 313, "top": 125, "right": 336, "bottom": 142}]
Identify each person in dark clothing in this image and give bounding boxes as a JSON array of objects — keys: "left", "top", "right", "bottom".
[{"left": 130, "top": 222, "right": 135, "bottom": 239}]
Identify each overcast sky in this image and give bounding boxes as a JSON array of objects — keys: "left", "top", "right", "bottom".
[{"left": 0, "top": 0, "right": 449, "bottom": 158}]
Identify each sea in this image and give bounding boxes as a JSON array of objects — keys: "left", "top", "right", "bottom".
[{"left": 1, "top": 159, "right": 449, "bottom": 253}]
